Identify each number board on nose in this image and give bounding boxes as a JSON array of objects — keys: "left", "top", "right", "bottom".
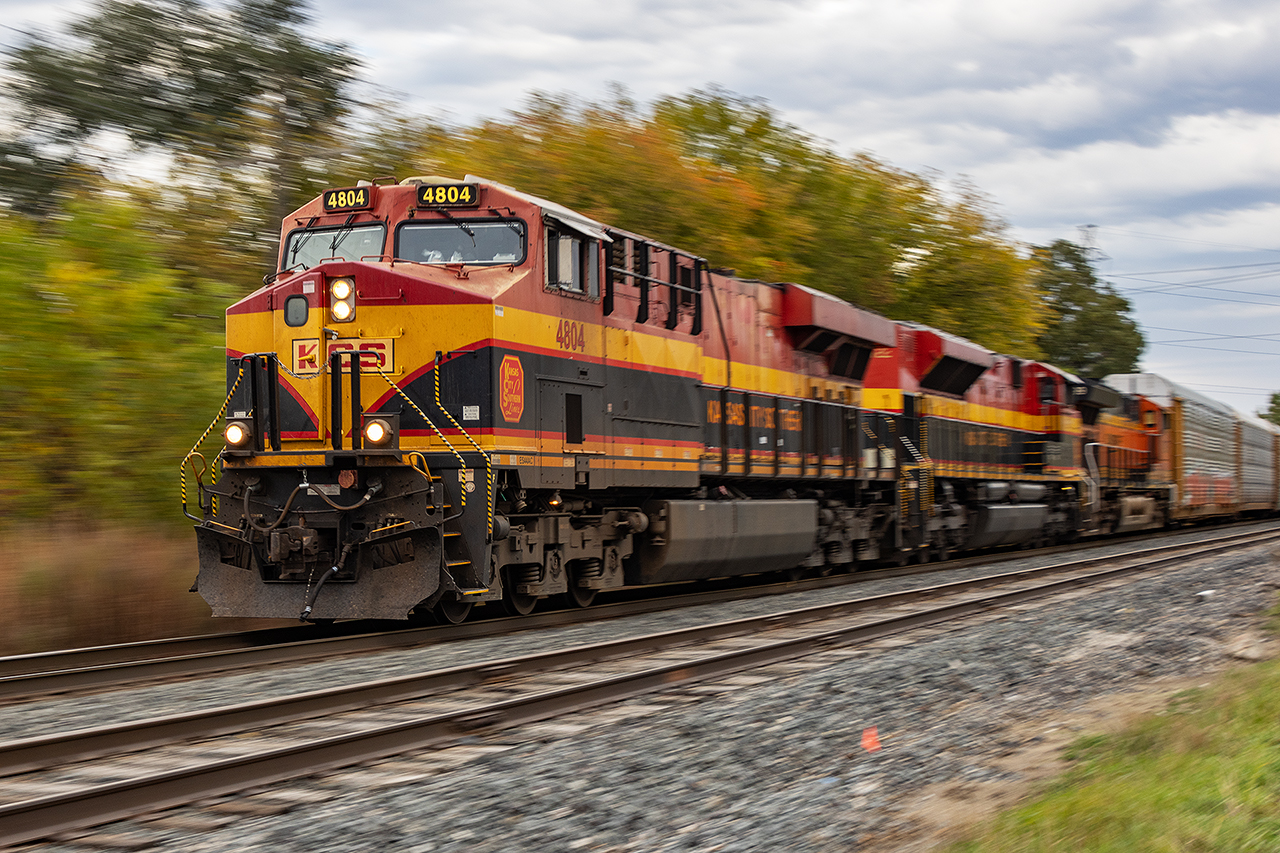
[
  {"left": 322, "top": 187, "right": 375, "bottom": 213},
  {"left": 416, "top": 184, "right": 480, "bottom": 207}
]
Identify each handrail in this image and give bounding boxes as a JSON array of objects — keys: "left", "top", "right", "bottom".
[
  {"left": 428, "top": 352, "right": 494, "bottom": 539},
  {"left": 180, "top": 366, "right": 245, "bottom": 522}
]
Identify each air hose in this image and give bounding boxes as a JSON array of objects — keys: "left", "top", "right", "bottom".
[{"left": 300, "top": 542, "right": 354, "bottom": 621}]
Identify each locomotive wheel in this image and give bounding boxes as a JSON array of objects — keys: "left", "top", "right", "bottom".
[
  {"left": 565, "top": 579, "right": 596, "bottom": 608},
  {"left": 435, "top": 597, "right": 473, "bottom": 625},
  {"left": 503, "top": 587, "right": 538, "bottom": 616}
]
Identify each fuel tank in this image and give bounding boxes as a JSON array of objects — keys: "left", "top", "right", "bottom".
[{"left": 630, "top": 499, "right": 818, "bottom": 584}]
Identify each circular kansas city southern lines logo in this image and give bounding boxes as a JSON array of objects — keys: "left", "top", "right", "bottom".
[{"left": 499, "top": 355, "right": 525, "bottom": 423}]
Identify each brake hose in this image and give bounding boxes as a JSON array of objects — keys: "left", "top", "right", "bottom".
[
  {"left": 300, "top": 542, "right": 354, "bottom": 621},
  {"left": 243, "top": 484, "right": 305, "bottom": 533}
]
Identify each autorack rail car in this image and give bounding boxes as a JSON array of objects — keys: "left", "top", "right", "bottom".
[
  {"left": 183, "top": 176, "right": 1280, "bottom": 623},
  {"left": 1104, "top": 373, "right": 1280, "bottom": 521}
]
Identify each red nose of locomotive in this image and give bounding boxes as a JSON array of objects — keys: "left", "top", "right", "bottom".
[{"left": 191, "top": 178, "right": 532, "bottom": 620}]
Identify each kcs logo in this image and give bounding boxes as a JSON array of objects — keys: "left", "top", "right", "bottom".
[
  {"left": 293, "top": 338, "right": 394, "bottom": 372},
  {"left": 499, "top": 355, "right": 525, "bottom": 423}
]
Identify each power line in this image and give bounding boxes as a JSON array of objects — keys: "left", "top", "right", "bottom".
[
  {"left": 1097, "top": 226, "right": 1280, "bottom": 255},
  {"left": 1109, "top": 266, "right": 1280, "bottom": 297},
  {"left": 1176, "top": 388, "right": 1276, "bottom": 399},
  {"left": 1148, "top": 324, "right": 1280, "bottom": 338},
  {"left": 1146, "top": 326, "right": 1280, "bottom": 345},
  {"left": 1112, "top": 260, "right": 1280, "bottom": 276},
  {"left": 1122, "top": 288, "right": 1280, "bottom": 308},
  {"left": 1156, "top": 334, "right": 1280, "bottom": 344},
  {"left": 1149, "top": 341, "right": 1280, "bottom": 356},
  {"left": 1181, "top": 382, "right": 1280, "bottom": 393}
]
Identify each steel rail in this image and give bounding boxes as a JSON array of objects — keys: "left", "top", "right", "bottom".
[
  {"left": 0, "top": 528, "right": 1274, "bottom": 846},
  {"left": 9, "top": 517, "right": 1268, "bottom": 683},
  {"left": 0, "top": 625, "right": 346, "bottom": 680},
  {"left": 2, "top": 525, "right": 1276, "bottom": 777},
  {"left": 0, "top": 558, "right": 967, "bottom": 681},
  {"left": 0, "top": 569, "right": 908, "bottom": 691},
  {"left": 1, "top": 521, "right": 1274, "bottom": 704}
]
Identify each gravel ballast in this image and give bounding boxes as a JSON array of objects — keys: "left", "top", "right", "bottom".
[{"left": 13, "top": 526, "right": 1280, "bottom": 853}]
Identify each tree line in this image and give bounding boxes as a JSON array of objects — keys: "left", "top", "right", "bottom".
[{"left": 0, "top": 0, "right": 1147, "bottom": 525}]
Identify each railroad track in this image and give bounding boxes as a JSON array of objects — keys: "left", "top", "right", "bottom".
[
  {"left": 4, "top": 520, "right": 1275, "bottom": 705},
  {"left": 0, "top": 526, "right": 1276, "bottom": 847}
]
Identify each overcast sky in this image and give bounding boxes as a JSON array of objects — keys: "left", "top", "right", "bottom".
[{"left": 6, "top": 0, "right": 1280, "bottom": 413}]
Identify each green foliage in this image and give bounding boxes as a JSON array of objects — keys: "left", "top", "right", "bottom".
[
  {"left": 1259, "top": 392, "right": 1280, "bottom": 426},
  {"left": 949, "top": 657, "right": 1280, "bottom": 852},
  {"left": 1032, "top": 240, "right": 1144, "bottom": 377},
  {"left": 0, "top": 199, "right": 226, "bottom": 526},
  {"left": 1, "top": 0, "right": 357, "bottom": 269}
]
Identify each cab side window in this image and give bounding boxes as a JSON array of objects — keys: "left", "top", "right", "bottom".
[
  {"left": 1038, "top": 377, "right": 1057, "bottom": 404},
  {"left": 547, "top": 227, "right": 599, "bottom": 297}
]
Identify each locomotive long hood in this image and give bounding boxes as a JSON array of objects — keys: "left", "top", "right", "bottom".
[
  {"left": 900, "top": 322, "right": 994, "bottom": 396},
  {"left": 781, "top": 283, "right": 898, "bottom": 349}
]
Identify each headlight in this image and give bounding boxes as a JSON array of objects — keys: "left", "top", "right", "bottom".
[
  {"left": 329, "top": 277, "right": 355, "bottom": 322},
  {"left": 363, "top": 417, "right": 392, "bottom": 445},
  {"left": 224, "top": 420, "right": 253, "bottom": 447}
]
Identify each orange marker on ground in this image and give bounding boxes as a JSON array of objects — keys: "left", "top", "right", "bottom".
[{"left": 861, "top": 726, "right": 882, "bottom": 752}]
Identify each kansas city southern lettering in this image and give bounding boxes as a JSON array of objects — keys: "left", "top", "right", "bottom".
[
  {"left": 706, "top": 401, "right": 803, "bottom": 433},
  {"left": 750, "top": 405, "right": 775, "bottom": 430},
  {"left": 499, "top": 355, "right": 525, "bottom": 423},
  {"left": 963, "top": 429, "right": 1012, "bottom": 448}
]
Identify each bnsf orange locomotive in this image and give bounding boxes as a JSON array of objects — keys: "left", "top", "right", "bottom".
[{"left": 183, "top": 176, "right": 1279, "bottom": 622}]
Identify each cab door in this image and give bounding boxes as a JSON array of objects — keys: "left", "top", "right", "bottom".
[
  {"left": 274, "top": 275, "right": 327, "bottom": 440},
  {"left": 537, "top": 231, "right": 606, "bottom": 487}
]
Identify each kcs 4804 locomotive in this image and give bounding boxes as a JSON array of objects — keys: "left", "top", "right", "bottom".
[{"left": 183, "top": 176, "right": 1280, "bottom": 623}]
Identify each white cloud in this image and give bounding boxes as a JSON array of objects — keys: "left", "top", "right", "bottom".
[
  {"left": 968, "top": 110, "right": 1280, "bottom": 229},
  {"left": 7, "top": 0, "right": 1280, "bottom": 408}
]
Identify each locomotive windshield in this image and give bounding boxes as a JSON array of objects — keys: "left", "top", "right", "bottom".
[
  {"left": 282, "top": 223, "right": 386, "bottom": 271},
  {"left": 396, "top": 220, "right": 526, "bottom": 265}
]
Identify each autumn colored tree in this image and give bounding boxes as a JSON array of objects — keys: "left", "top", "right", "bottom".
[
  {"left": 342, "top": 87, "right": 1045, "bottom": 355},
  {"left": 2, "top": 0, "right": 1096, "bottom": 529}
]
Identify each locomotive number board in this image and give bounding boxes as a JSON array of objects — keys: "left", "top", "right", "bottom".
[
  {"left": 416, "top": 183, "right": 480, "bottom": 207},
  {"left": 322, "top": 187, "right": 375, "bottom": 213}
]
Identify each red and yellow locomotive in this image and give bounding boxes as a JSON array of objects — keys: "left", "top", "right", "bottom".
[{"left": 184, "top": 176, "right": 1275, "bottom": 623}]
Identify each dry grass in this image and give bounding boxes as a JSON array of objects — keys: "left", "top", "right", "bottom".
[{"left": 0, "top": 526, "right": 280, "bottom": 655}]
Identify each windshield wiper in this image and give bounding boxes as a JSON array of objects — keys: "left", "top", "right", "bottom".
[
  {"left": 437, "top": 208, "right": 477, "bottom": 247},
  {"left": 487, "top": 207, "right": 524, "bottom": 237},
  {"left": 287, "top": 216, "right": 321, "bottom": 270},
  {"left": 327, "top": 214, "right": 358, "bottom": 258}
]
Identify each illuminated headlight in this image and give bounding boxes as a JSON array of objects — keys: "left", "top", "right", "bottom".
[
  {"left": 329, "top": 277, "right": 355, "bottom": 322},
  {"left": 224, "top": 420, "right": 253, "bottom": 447},
  {"left": 363, "top": 418, "right": 392, "bottom": 445}
]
